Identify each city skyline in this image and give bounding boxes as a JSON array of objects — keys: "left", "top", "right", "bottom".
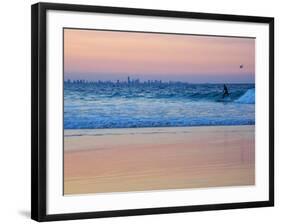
[
  {"left": 64, "top": 75, "right": 254, "bottom": 84},
  {"left": 64, "top": 29, "right": 255, "bottom": 83}
]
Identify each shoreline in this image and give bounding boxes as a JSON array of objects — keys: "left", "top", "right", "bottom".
[
  {"left": 64, "top": 125, "right": 255, "bottom": 195},
  {"left": 64, "top": 123, "right": 255, "bottom": 133}
]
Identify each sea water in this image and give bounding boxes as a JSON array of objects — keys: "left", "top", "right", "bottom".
[{"left": 64, "top": 83, "right": 255, "bottom": 129}]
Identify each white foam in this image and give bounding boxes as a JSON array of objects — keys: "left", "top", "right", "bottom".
[{"left": 235, "top": 89, "right": 255, "bottom": 104}]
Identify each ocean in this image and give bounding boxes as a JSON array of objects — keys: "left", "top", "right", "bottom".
[{"left": 64, "top": 82, "right": 255, "bottom": 129}]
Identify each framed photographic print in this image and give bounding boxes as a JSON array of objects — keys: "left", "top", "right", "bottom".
[{"left": 31, "top": 2, "right": 274, "bottom": 222}]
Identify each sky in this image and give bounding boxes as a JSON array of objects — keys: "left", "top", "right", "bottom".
[{"left": 64, "top": 28, "right": 255, "bottom": 83}]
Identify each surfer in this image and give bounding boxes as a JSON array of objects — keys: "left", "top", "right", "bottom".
[{"left": 222, "top": 84, "right": 229, "bottom": 98}]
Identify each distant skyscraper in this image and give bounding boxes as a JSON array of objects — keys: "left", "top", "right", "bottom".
[{"left": 127, "top": 76, "right": 130, "bottom": 84}]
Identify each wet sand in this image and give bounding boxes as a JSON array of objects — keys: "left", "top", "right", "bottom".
[{"left": 64, "top": 125, "right": 255, "bottom": 195}]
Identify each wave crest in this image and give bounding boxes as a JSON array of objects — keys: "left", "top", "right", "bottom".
[{"left": 235, "top": 89, "right": 255, "bottom": 104}]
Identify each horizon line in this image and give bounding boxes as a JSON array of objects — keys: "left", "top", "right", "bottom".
[{"left": 64, "top": 78, "right": 255, "bottom": 85}]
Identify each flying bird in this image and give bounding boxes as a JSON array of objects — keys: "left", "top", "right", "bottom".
[{"left": 239, "top": 64, "right": 244, "bottom": 69}]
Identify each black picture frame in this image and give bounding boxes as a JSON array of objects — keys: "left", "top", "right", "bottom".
[{"left": 31, "top": 2, "right": 274, "bottom": 222}]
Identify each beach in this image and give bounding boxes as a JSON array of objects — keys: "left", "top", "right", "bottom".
[{"left": 64, "top": 125, "right": 255, "bottom": 195}]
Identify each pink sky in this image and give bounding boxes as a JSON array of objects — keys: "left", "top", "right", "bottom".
[{"left": 64, "top": 29, "right": 255, "bottom": 83}]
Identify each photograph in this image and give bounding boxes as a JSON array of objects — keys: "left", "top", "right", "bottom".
[
  {"left": 31, "top": 2, "right": 274, "bottom": 221},
  {"left": 63, "top": 28, "right": 256, "bottom": 195}
]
